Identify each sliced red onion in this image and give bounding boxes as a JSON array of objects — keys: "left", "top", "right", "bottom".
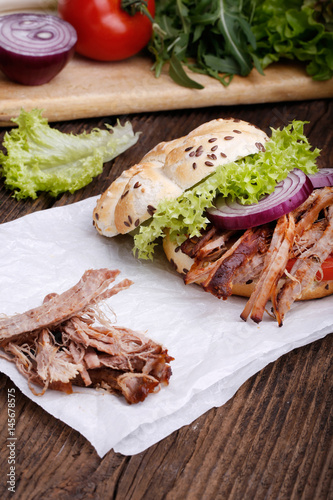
[
  {"left": 207, "top": 169, "right": 314, "bottom": 230},
  {"left": 0, "top": 13, "right": 77, "bottom": 85},
  {"left": 308, "top": 168, "right": 333, "bottom": 188}
]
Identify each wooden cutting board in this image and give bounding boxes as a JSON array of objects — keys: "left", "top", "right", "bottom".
[{"left": 0, "top": 54, "right": 332, "bottom": 126}]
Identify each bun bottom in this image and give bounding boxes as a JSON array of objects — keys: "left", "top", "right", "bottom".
[
  {"left": 231, "top": 280, "right": 333, "bottom": 301},
  {"left": 163, "top": 234, "right": 333, "bottom": 302}
]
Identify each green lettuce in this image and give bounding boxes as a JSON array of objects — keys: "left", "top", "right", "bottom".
[
  {"left": 0, "top": 108, "right": 140, "bottom": 199},
  {"left": 134, "top": 120, "right": 319, "bottom": 259},
  {"left": 250, "top": 0, "right": 333, "bottom": 81}
]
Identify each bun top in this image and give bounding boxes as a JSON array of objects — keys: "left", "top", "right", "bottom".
[{"left": 93, "top": 118, "right": 269, "bottom": 237}]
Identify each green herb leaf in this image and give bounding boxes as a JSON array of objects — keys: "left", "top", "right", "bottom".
[
  {"left": 169, "top": 53, "right": 204, "bottom": 88},
  {"left": 216, "top": 5, "right": 253, "bottom": 75}
]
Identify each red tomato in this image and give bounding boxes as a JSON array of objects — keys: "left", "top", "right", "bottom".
[
  {"left": 286, "top": 255, "right": 333, "bottom": 281},
  {"left": 58, "top": 0, "right": 155, "bottom": 61}
]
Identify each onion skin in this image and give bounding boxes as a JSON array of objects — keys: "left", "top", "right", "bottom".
[
  {"left": 308, "top": 168, "right": 333, "bottom": 188},
  {"left": 0, "top": 13, "right": 77, "bottom": 86},
  {"left": 207, "top": 169, "right": 314, "bottom": 230}
]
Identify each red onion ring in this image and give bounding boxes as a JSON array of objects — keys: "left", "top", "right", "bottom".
[
  {"left": 207, "top": 169, "right": 314, "bottom": 230},
  {"left": 308, "top": 168, "right": 333, "bottom": 188},
  {"left": 0, "top": 13, "right": 77, "bottom": 85}
]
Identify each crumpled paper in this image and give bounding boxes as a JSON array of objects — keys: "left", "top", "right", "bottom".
[{"left": 0, "top": 197, "right": 332, "bottom": 457}]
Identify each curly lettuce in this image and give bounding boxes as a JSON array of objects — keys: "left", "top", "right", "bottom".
[
  {"left": 0, "top": 108, "right": 140, "bottom": 199},
  {"left": 250, "top": 0, "right": 333, "bottom": 81},
  {"left": 134, "top": 120, "right": 319, "bottom": 259}
]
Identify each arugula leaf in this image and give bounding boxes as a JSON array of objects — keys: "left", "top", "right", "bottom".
[
  {"left": 0, "top": 108, "right": 140, "bottom": 199},
  {"left": 169, "top": 53, "right": 204, "bottom": 88},
  {"left": 149, "top": 0, "right": 259, "bottom": 87},
  {"left": 133, "top": 121, "right": 319, "bottom": 260},
  {"left": 216, "top": 2, "right": 253, "bottom": 76}
]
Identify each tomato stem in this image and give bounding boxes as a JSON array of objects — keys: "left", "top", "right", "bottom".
[{"left": 121, "top": 0, "right": 154, "bottom": 24}]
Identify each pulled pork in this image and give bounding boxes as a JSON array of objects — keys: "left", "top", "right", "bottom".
[
  {"left": 0, "top": 269, "right": 173, "bottom": 404},
  {"left": 180, "top": 187, "right": 333, "bottom": 326}
]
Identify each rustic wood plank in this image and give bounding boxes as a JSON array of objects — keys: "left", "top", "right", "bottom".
[
  {"left": 1, "top": 335, "right": 330, "bottom": 499},
  {"left": 0, "top": 99, "right": 332, "bottom": 499},
  {"left": 1, "top": 56, "right": 333, "bottom": 126}
]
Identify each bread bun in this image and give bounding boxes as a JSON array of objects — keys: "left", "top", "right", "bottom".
[
  {"left": 163, "top": 231, "right": 333, "bottom": 301},
  {"left": 93, "top": 118, "right": 269, "bottom": 237}
]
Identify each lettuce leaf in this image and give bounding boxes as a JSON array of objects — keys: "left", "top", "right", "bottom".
[
  {"left": 0, "top": 108, "right": 140, "bottom": 199},
  {"left": 250, "top": 0, "right": 333, "bottom": 81},
  {"left": 134, "top": 120, "right": 319, "bottom": 259}
]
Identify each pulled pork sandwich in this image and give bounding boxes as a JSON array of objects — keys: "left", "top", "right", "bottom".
[
  {"left": 93, "top": 118, "right": 333, "bottom": 326},
  {"left": 0, "top": 269, "right": 173, "bottom": 403}
]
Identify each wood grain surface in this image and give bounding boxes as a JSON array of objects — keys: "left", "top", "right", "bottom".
[
  {"left": 1, "top": 54, "right": 333, "bottom": 126},
  {"left": 0, "top": 98, "right": 332, "bottom": 500}
]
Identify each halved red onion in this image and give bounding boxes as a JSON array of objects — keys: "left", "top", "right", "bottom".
[
  {"left": 0, "top": 13, "right": 77, "bottom": 85},
  {"left": 308, "top": 168, "right": 333, "bottom": 188},
  {"left": 207, "top": 169, "right": 314, "bottom": 230}
]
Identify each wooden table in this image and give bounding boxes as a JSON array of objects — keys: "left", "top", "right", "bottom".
[{"left": 0, "top": 98, "right": 332, "bottom": 500}]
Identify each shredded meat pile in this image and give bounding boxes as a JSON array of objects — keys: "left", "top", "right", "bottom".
[
  {"left": 0, "top": 269, "right": 173, "bottom": 404},
  {"left": 180, "top": 187, "right": 333, "bottom": 326}
]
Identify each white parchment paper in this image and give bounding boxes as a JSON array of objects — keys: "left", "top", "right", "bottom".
[{"left": 0, "top": 197, "right": 332, "bottom": 457}]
